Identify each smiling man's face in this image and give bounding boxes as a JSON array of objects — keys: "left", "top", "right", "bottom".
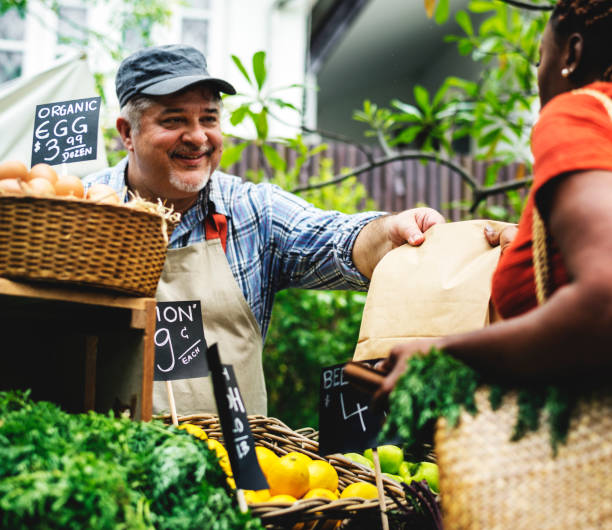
[{"left": 120, "top": 85, "right": 223, "bottom": 212}]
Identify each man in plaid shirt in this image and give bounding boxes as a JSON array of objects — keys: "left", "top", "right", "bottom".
[{"left": 84, "top": 44, "right": 445, "bottom": 414}]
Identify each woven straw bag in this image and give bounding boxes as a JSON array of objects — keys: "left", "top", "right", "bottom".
[{"left": 434, "top": 122, "right": 612, "bottom": 529}]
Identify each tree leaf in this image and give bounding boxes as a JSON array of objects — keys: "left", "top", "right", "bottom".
[
  {"left": 434, "top": 0, "right": 450, "bottom": 24},
  {"left": 231, "top": 54, "right": 251, "bottom": 84},
  {"left": 413, "top": 85, "right": 430, "bottom": 111},
  {"left": 229, "top": 105, "right": 249, "bottom": 126},
  {"left": 455, "top": 10, "right": 474, "bottom": 36},
  {"left": 252, "top": 51, "right": 267, "bottom": 91},
  {"left": 261, "top": 143, "right": 287, "bottom": 172},
  {"left": 220, "top": 142, "right": 248, "bottom": 169}
]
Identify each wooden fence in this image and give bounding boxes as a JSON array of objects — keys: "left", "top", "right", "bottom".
[{"left": 223, "top": 142, "right": 529, "bottom": 221}]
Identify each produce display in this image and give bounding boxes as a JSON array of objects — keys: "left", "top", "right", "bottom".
[
  {"left": 0, "top": 392, "right": 263, "bottom": 530},
  {"left": 176, "top": 427, "right": 385, "bottom": 507},
  {"left": 345, "top": 445, "right": 439, "bottom": 494}
]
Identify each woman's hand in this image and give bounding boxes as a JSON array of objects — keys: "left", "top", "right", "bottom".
[
  {"left": 485, "top": 224, "right": 518, "bottom": 254},
  {"left": 373, "top": 338, "right": 442, "bottom": 407}
]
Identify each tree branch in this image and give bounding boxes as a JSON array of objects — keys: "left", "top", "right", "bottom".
[{"left": 498, "top": 0, "right": 554, "bottom": 11}]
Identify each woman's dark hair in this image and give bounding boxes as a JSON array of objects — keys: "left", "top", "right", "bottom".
[{"left": 551, "top": 0, "right": 612, "bottom": 81}]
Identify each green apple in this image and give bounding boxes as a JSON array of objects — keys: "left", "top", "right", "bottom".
[
  {"left": 412, "top": 462, "right": 439, "bottom": 494},
  {"left": 377, "top": 445, "right": 404, "bottom": 474},
  {"left": 363, "top": 448, "right": 374, "bottom": 462},
  {"left": 382, "top": 473, "right": 404, "bottom": 484},
  {"left": 398, "top": 461, "right": 415, "bottom": 484},
  {"left": 344, "top": 452, "right": 374, "bottom": 469}
]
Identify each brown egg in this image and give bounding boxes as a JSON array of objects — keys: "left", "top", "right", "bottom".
[
  {"left": 55, "top": 174, "right": 85, "bottom": 198},
  {"left": 28, "top": 163, "right": 58, "bottom": 185},
  {"left": 26, "top": 177, "right": 56, "bottom": 196},
  {"left": 0, "top": 160, "right": 28, "bottom": 181},
  {"left": 86, "top": 183, "right": 121, "bottom": 204},
  {"left": 0, "top": 178, "right": 25, "bottom": 195}
]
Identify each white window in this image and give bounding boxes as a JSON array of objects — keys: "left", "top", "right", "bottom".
[
  {"left": 0, "top": 8, "right": 26, "bottom": 83},
  {"left": 180, "top": 0, "right": 211, "bottom": 55}
]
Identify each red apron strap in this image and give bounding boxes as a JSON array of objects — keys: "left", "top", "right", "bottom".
[{"left": 204, "top": 212, "right": 228, "bottom": 253}]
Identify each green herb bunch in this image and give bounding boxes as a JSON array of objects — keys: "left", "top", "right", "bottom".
[
  {"left": 380, "top": 349, "right": 578, "bottom": 458},
  {"left": 0, "top": 391, "right": 264, "bottom": 530}
]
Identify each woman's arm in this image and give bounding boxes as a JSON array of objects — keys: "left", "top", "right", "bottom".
[{"left": 377, "top": 169, "right": 612, "bottom": 398}]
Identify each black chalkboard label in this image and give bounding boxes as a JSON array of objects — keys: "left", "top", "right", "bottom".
[
  {"left": 318, "top": 361, "right": 387, "bottom": 456},
  {"left": 31, "top": 96, "right": 101, "bottom": 167},
  {"left": 207, "top": 344, "right": 268, "bottom": 491},
  {"left": 154, "top": 300, "right": 208, "bottom": 381}
]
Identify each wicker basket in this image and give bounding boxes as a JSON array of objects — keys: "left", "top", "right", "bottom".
[
  {"left": 165, "top": 414, "right": 413, "bottom": 529},
  {"left": 0, "top": 195, "right": 173, "bottom": 296},
  {"left": 434, "top": 205, "right": 612, "bottom": 530},
  {"left": 435, "top": 388, "right": 612, "bottom": 529}
]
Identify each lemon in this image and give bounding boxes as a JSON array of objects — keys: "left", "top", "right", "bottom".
[
  {"left": 207, "top": 439, "right": 232, "bottom": 476},
  {"left": 243, "top": 489, "right": 271, "bottom": 504},
  {"left": 303, "top": 488, "right": 338, "bottom": 501},
  {"left": 177, "top": 423, "right": 208, "bottom": 441},
  {"left": 268, "top": 494, "right": 298, "bottom": 504},
  {"left": 285, "top": 451, "right": 312, "bottom": 467},
  {"left": 267, "top": 453, "right": 310, "bottom": 498},
  {"left": 308, "top": 460, "right": 339, "bottom": 492},
  {"left": 256, "top": 446, "right": 279, "bottom": 477},
  {"left": 340, "top": 482, "right": 379, "bottom": 499}
]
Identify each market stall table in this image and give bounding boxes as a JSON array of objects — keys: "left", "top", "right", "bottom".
[{"left": 0, "top": 277, "right": 156, "bottom": 420}]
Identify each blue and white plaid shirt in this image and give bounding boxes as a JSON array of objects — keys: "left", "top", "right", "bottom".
[{"left": 84, "top": 157, "right": 384, "bottom": 338}]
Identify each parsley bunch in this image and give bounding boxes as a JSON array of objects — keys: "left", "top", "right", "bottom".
[
  {"left": 0, "top": 391, "right": 263, "bottom": 530},
  {"left": 380, "top": 349, "right": 578, "bottom": 458}
]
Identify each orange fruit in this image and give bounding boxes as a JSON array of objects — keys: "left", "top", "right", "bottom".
[
  {"left": 308, "top": 460, "right": 339, "bottom": 492},
  {"left": 267, "top": 453, "right": 310, "bottom": 499},
  {"left": 340, "top": 482, "right": 378, "bottom": 499},
  {"left": 303, "top": 488, "right": 338, "bottom": 501}
]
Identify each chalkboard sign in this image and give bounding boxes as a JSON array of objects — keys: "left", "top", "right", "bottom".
[
  {"left": 154, "top": 300, "right": 208, "bottom": 381},
  {"left": 318, "top": 361, "right": 388, "bottom": 456},
  {"left": 31, "top": 96, "right": 101, "bottom": 166},
  {"left": 207, "top": 344, "right": 268, "bottom": 491}
]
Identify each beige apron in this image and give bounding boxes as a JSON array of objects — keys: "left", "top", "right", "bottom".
[{"left": 153, "top": 235, "right": 265, "bottom": 415}]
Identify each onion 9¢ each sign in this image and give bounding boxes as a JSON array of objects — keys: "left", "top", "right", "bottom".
[{"left": 154, "top": 300, "right": 208, "bottom": 381}]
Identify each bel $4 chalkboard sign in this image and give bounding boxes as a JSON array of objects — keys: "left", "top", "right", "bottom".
[
  {"left": 318, "top": 361, "right": 388, "bottom": 456},
  {"left": 31, "top": 96, "right": 101, "bottom": 167},
  {"left": 207, "top": 344, "right": 268, "bottom": 490},
  {"left": 154, "top": 300, "right": 208, "bottom": 381}
]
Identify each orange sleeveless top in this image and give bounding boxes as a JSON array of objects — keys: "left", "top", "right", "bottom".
[{"left": 491, "top": 82, "right": 612, "bottom": 318}]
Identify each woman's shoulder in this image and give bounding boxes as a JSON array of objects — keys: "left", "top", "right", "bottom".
[{"left": 539, "top": 82, "right": 612, "bottom": 121}]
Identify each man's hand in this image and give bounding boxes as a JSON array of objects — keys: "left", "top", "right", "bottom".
[
  {"left": 352, "top": 207, "right": 445, "bottom": 278},
  {"left": 485, "top": 224, "right": 518, "bottom": 254},
  {"left": 387, "top": 207, "right": 446, "bottom": 247}
]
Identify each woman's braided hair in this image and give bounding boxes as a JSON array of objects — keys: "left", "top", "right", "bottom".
[{"left": 551, "top": 0, "right": 612, "bottom": 81}]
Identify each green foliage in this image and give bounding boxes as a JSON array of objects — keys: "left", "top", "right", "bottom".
[
  {"left": 381, "top": 349, "right": 578, "bottom": 459},
  {"left": 0, "top": 391, "right": 263, "bottom": 530},
  {"left": 264, "top": 290, "right": 368, "bottom": 430}
]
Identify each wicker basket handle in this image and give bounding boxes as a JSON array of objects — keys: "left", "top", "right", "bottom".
[{"left": 533, "top": 88, "right": 612, "bottom": 305}]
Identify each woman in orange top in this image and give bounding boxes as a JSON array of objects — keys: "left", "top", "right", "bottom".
[{"left": 376, "top": 0, "right": 612, "bottom": 393}]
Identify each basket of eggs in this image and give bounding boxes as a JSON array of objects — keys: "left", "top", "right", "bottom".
[
  {"left": 0, "top": 160, "right": 179, "bottom": 297},
  {"left": 166, "top": 414, "right": 425, "bottom": 530}
]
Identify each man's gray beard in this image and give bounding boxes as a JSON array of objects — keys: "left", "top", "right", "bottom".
[{"left": 168, "top": 169, "right": 211, "bottom": 193}]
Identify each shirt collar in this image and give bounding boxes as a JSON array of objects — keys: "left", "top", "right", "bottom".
[{"left": 114, "top": 156, "right": 230, "bottom": 218}]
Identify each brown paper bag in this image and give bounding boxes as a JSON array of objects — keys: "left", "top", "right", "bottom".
[{"left": 353, "top": 220, "right": 512, "bottom": 361}]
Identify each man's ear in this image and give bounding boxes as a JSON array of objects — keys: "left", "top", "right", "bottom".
[
  {"left": 116, "top": 117, "right": 134, "bottom": 152},
  {"left": 565, "top": 32, "right": 584, "bottom": 76}
]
